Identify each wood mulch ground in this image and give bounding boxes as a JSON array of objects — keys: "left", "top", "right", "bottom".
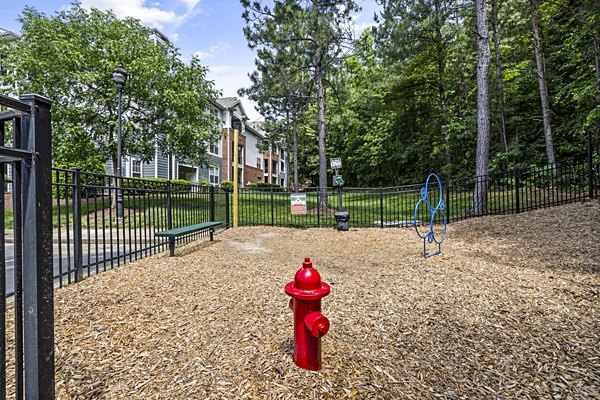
[{"left": 38, "top": 201, "right": 600, "bottom": 398}]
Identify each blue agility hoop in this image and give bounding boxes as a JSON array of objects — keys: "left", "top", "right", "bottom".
[{"left": 414, "top": 173, "right": 447, "bottom": 258}]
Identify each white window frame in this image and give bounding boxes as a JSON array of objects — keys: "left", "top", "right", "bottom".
[
  {"left": 209, "top": 141, "right": 220, "bottom": 156},
  {"left": 209, "top": 166, "right": 220, "bottom": 186},
  {"left": 131, "top": 158, "right": 142, "bottom": 178}
]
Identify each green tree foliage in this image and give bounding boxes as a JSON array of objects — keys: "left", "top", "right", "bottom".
[
  {"left": 241, "top": 0, "right": 360, "bottom": 203},
  {"left": 323, "top": 0, "right": 597, "bottom": 186},
  {"left": 0, "top": 5, "right": 221, "bottom": 171}
]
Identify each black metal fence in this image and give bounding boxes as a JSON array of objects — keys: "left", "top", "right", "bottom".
[
  {"left": 1, "top": 94, "right": 54, "bottom": 399},
  {"left": 236, "top": 157, "right": 598, "bottom": 228},
  {"left": 48, "top": 170, "right": 230, "bottom": 288}
]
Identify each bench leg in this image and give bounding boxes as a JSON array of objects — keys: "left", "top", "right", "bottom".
[
  {"left": 169, "top": 238, "right": 175, "bottom": 257},
  {"left": 210, "top": 228, "right": 214, "bottom": 241}
]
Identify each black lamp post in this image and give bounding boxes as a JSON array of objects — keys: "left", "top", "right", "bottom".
[{"left": 112, "top": 63, "right": 128, "bottom": 220}]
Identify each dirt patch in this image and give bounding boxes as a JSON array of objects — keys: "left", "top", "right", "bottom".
[{"left": 19, "top": 201, "right": 600, "bottom": 398}]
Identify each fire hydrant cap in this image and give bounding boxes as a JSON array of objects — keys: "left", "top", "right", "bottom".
[{"left": 285, "top": 258, "right": 330, "bottom": 300}]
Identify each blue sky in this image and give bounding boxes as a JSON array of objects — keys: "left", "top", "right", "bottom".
[{"left": 0, "top": 0, "right": 380, "bottom": 120}]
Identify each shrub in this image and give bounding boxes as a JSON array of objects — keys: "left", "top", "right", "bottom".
[
  {"left": 52, "top": 160, "right": 106, "bottom": 199},
  {"left": 121, "top": 177, "right": 167, "bottom": 195},
  {"left": 220, "top": 180, "right": 234, "bottom": 190},
  {"left": 170, "top": 179, "right": 193, "bottom": 192},
  {"left": 248, "top": 182, "right": 282, "bottom": 188},
  {"left": 199, "top": 177, "right": 210, "bottom": 186}
]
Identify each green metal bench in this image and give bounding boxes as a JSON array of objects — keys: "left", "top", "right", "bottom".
[{"left": 155, "top": 221, "right": 223, "bottom": 256}]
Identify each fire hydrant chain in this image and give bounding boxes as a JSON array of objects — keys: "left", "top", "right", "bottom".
[{"left": 285, "top": 257, "right": 331, "bottom": 371}]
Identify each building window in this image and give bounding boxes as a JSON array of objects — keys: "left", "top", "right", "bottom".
[
  {"left": 209, "top": 167, "right": 220, "bottom": 185},
  {"left": 280, "top": 161, "right": 285, "bottom": 172},
  {"left": 257, "top": 177, "right": 262, "bottom": 183},
  {"left": 238, "top": 145, "right": 244, "bottom": 165},
  {"left": 281, "top": 178, "right": 285, "bottom": 186},
  {"left": 272, "top": 160, "right": 277, "bottom": 174},
  {"left": 209, "top": 141, "right": 219, "bottom": 155},
  {"left": 257, "top": 157, "right": 261, "bottom": 169},
  {"left": 264, "top": 159, "right": 269, "bottom": 174},
  {"left": 131, "top": 159, "right": 142, "bottom": 178}
]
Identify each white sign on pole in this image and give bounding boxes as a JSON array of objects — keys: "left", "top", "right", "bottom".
[{"left": 330, "top": 157, "right": 342, "bottom": 169}]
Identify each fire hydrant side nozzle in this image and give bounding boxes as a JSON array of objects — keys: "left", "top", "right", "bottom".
[{"left": 285, "top": 257, "right": 331, "bottom": 371}]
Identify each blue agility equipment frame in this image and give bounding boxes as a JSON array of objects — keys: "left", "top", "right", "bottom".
[{"left": 414, "top": 173, "right": 447, "bottom": 258}]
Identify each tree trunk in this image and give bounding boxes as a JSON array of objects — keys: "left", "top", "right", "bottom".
[
  {"left": 435, "top": 0, "right": 451, "bottom": 179},
  {"left": 473, "top": 0, "right": 491, "bottom": 215},
  {"left": 530, "top": 0, "right": 555, "bottom": 164},
  {"left": 316, "top": 57, "right": 328, "bottom": 208},
  {"left": 292, "top": 115, "right": 299, "bottom": 192},
  {"left": 492, "top": 0, "right": 508, "bottom": 170}
]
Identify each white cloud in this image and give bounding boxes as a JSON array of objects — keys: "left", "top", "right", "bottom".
[
  {"left": 180, "top": 0, "right": 202, "bottom": 10},
  {"left": 80, "top": 0, "right": 202, "bottom": 30},
  {"left": 355, "top": 22, "right": 376, "bottom": 34},
  {"left": 192, "top": 41, "right": 229, "bottom": 61},
  {"left": 209, "top": 64, "right": 232, "bottom": 74},
  {"left": 193, "top": 50, "right": 212, "bottom": 60},
  {"left": 168, "top": 32, "right": 179, "bottom": 42},
  {"left": 206, "top": 63, "right": 261, "bottom": 120},
  {"left": 210, "top": 41, "right": 230, "bottom": 53}
]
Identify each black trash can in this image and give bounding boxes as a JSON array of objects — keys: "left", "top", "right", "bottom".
[{"left": 334, "top": 211, "right": 350, "bottom": 231}]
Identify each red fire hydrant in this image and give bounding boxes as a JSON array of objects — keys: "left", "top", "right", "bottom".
[{"left": 285, "top": 257, "right": 331, "bottom": 371}]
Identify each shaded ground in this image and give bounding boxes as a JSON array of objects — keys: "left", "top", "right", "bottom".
[{"left": 39, "top": 201, "right": 600, "bottom": 398}]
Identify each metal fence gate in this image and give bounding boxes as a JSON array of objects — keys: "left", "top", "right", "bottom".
[{"left": 0, "top": 94, "right": 54, "bottom": 399}]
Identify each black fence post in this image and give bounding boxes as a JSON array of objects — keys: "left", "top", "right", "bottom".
[
  {"left": 0, "top": 119, "right": 5, "bottom": 399},
  {"left": 209, "top": 185, "right": 215, "bottom": 221},
  {"left": 270, "top": 186, "right": 275, "bottom": 226},
  {"left": 225, "top": 189, "right": 230, "bottom": 228},
  {"left": 445, "top": 178, "right": 451, "bottom": 223},
  {"left": 166, "top": 180, "right": 174, "bottom": 256},
  {"left": 379, "top": 187, "right": 384, "bottom": 228},
  {"left": 316, "top": 189, "right": 321, "bottom": 228},
  {"left": 515, "top": 169, "right": 521, "bottom": 214},
  {"left": 19, "top": 94, "right": 55, "bottom": 399},
  {"left": 72, "top": 167, "right": 83, "bottom": 282},
  {"left": 588, "top": 131, "right": 594, "bottom": 199},
  {"left": 12, "top": 117, "right": 24, "bottom": 399}
]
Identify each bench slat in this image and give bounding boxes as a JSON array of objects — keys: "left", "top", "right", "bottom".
[{"left": 155, "top": 221, "right": 222, "bottom": 238}]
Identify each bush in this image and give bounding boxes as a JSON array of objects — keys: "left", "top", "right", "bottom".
[
  {"left": 248, "top": 182, "right": 282, "bottom": 188},
  {"left": 220, "top": 180, "right": 234, "bottom": 190},
  {"left": 52, "top": 160, "right": 106, "bottom": 199},
  {"left": 170, "top": 179, "right": 193, "bottom": 192},
  {"left": 121, "top": 177, "right": 167, "bottom": 195},
  {"left": 199, "top": 177, "right": 210, "bottom": 186}
]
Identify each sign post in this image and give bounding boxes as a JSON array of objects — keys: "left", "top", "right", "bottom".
[{"left": 330, "top": 158, "right": 349, "bottom": 231}]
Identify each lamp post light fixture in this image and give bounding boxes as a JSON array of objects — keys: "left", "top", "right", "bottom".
[{"left": 112, "top": 63, "right": 128, "bottom": 220}]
